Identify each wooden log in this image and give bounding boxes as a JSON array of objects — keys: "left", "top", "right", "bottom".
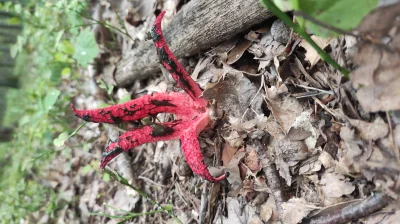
[{"left": 115, "top": 0, "right": 272, "bottom": 87}]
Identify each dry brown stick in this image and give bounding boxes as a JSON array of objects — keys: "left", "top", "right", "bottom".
[
  {"left": 199, "top": 183, "right": 209, "bottom": 224},
  {"left": 258, "top": 132, "right": 287, "bottom": 220},
  {"left": 263, "top": 156, "right": 287, "bottom": 217},
  {"left": 303, "top": 192, "right": 392, "bottom": 224},
  {"left": 115, "top": 0, "right": 272, "bottom": 87}
]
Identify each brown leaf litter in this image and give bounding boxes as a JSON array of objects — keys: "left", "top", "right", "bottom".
[{"left": 40, "top": 1, "right": 400, "bottom": 224}]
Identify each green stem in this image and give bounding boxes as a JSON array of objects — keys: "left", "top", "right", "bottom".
[
  {"left": 105, "top": 167, "right": 183, "bottom": 224},
  {"left": 260, "top": 0, "right": 350, "bottom": 78}
]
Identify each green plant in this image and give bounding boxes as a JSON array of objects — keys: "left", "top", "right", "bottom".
[
  {"left": 0, "top": 0, "right": 100, "bottom": 222},
  {"left": 98, "top": 167, "right": 183, "bottom": 224},
  {"left": 260, "top": 0, "right": 350, "bottom": 77},
  {"left": 260, "top": 0, "right": 378, "bottom": 78}
]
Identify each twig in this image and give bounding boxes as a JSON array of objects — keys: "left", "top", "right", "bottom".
[
  {"left": 386, "top": 112, "right": 400, "bottom": 163},
  {"left": 294, "top": 84, "right": 334, "bottom": 95},
  {"left": 70, "top": 8, "right": 134, "bottom": 41},
  {"left": 138, "top": 176, "right": 169, "bottom": 188},
  {"left": 313, "top": 97, "right": 344, "bottom": 121},
  {"left": 241, "top": 74, "right": 265, "bottom": 125},
  {"left": 292, "top": 83, "right": 334, "bottom": 99},
  {"left": 339, "top": 87, "right": 361, "bottom": 120},
  {"left": 264, "top": 162, "right": 286, "bottom": 216},
  {"left": 174, "top": 182, "right": 190, "bottom": 207},
  {"left": 68, "top": 121, "right": 87, "bottom": 140},
  {"left": 260, "top": 0, "right": 350, "bottom": 78},
  {"left": 303, "top": 192, "right": 392, "bottom": 224},
  {"left": 257, "top": 132, "right": 287, "bottom": 221},
  {"left": 199, "top": 183, "right": 209, "bottom": 224},
  {"left": 294, "top": 56, "right": 323, "bottom": 89}
]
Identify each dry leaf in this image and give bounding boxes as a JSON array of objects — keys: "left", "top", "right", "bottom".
[
  {"left": 281, "top": 198, "right": 316, "bottom": 224},
  {"left": 348, "top": 117, "right": 388, "bottom": 141},
  {"left": 214, "top": 197, "right": 257, "bottom": 224},
  {"left": 227, "top": 38, "right": 253, "bottom": 64},
  {"left": 320, "top": 171, "right": 355, "bottom": 198},
  {"left": 260, "top": 195, "right": 279, "bottom": 222},
  {"left": 245, "top": 148, "right": 261, "bottom": 172},
  {"left": 357, "top": 2, "right": 400, "bottom": 51},
  {"left": 318, "top": 151, "right": 336, "bottom": 169},
  {"left": 260, "top": 202, "right": 273, "bottom": 222},
  {"left": 248, "top": 216, "right": 263, "bottom": 224},
  {"left": 204, "top": 72, "right": 263, "bottom": 120},
  {"left": 265, "top": 96, "right": 304, "bottom": 133},
  {"left": 290, "top": 111, "right": 318, "bottom": 150},
  {"left": 248, "top": 32, "right": 286, "bottom": 61},
  {"left": 191, "top": 56, "right": 215, "bottom": 81},
  {"left": 275, "top": 137, "right": 308, "bottom": 186},
  {"left": 222, "top": 130, "right": 246, "bottom": 148},
  {"left": 224, "top": 150, "right": 246, "bottom": 185},
  {"left": 300, "top": 35, "right": 333, "bottom": 67},
  {"left": 350, "top": 3, "right": 400, "bottom": 112},
  {"left": 222, "top": 143, "right": 239, "bottom": 167},
  {"left": 299, "top": 159, "right": 322, "bottom": 175},
  {"left": 336, "top": 126, "right": 363, "bottom": 173},
  {"left": 350, "top": 42, "right": 400, "bottom": 112},
  {"left": 286, "top": 127, "right": 312, "bottom": 141}
]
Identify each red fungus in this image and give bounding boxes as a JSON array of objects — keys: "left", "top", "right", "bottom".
[{"left": 71, "top": 11, "right": 225, "bottom": 183}]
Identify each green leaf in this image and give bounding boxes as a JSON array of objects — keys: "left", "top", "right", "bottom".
[
  {"left": 162, "top": 205, "right": 173, "bottom": 211},
  {"left": 61, "top": 67, "right": 71, "bottom": 78},
  {"left": 60, "top": 40, "right": 74, "bottom": 55},
  {"left": 81, "top": 165, "right": 92, "bottom": 174},
  {"left": 294, "top": 0, "right": 379, "bottom": 37},
  {"left": 8, "top": 17, "right": 20, "bottom": 25},
  {"left": 102, "top": 173, "right": 110, "bottom": 182},
  {"left": 50, "top": 62, "right": 69, "bottom": 83},
  {"left": 10, "top": 45, "right": 17, "bottom": 58},
  {"left": 54, "top": 31, "right": 65, "bottom": 49},
  {"left": 118, "top": 95, "right": 131, "bottom": 104},
  {"left": 43, "top": 88, "right": 61, "bottom": 112},
  {"left": 272, "top": 0, "right": 294, "bottom": 11},
  {"left": 13, "top": 4, "right": 22, "bottom": 13},
  {"left": 53, "top": 132, "right": 69, "bottom": 147},
  {"left": 73, "top": 28, "right": 99, "bottom": 67},
  {"left": 97, "top": 79, "right": 114, "bottom": 95}
]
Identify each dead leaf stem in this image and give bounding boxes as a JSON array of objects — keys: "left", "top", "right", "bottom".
[{"left": 303, "top": 192, "right": 392, "bottom": 224}]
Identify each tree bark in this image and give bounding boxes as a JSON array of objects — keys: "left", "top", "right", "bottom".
[{"left": 115, "top": 0, "right": 272, "bottom": 87}]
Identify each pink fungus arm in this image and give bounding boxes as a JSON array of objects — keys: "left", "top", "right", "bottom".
[
  {"left": 71, "top": 11, "right": 226, "bottom": 183},
  {"left": 180, "top": 111, "right": 226, "bottom": 183},
  {"left": 150, "top": 11, "right": 204, "bottom": 101},
  {"left": 100, "top": 120, "right": 185, "bottom": 168},
  {"left": 71, "top": 92, "right": 202, "bottom": 124},
  {"left": 181, "top": 129, "right": 226, "bottom": 183}
]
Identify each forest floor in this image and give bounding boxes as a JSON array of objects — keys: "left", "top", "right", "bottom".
[{"left": 41, "top": 1, "right": 400, "bottom": 223}]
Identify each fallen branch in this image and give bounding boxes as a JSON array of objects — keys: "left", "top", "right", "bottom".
[
  {"left": 115, "top": 0, "right": 272, "bottom": 86},
  {"left": 303, "top": 192, "right": 392, "bottom": 224}
]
